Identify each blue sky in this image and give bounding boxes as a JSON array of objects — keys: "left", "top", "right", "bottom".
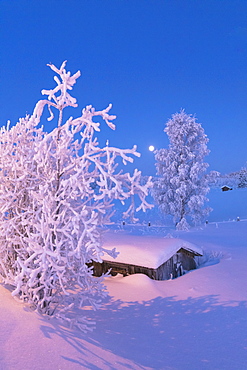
[{"left": 0, "top": 0, "right": 247, "bottom": 176}]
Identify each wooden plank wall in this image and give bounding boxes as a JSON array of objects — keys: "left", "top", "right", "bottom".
[{"left": 91, "top": 250, "right": 197, "bottom": 281}]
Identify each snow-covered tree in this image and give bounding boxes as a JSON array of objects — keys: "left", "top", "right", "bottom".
[
  {"left": 238, "top": 167, "right": 247, "bottom": 188},
  {"left": 0, "top": 61, "right": 152, "bottom": 330},
  {"left": 153, "top": 110, "right": 217, "bottom": 230}
]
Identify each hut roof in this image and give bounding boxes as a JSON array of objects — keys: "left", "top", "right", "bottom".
[
  {"left": 102, "top": 231, "right": 203, "bottom": 269},
  {"left": 221, "top": 185, "right": 233, "bottom": 191}
]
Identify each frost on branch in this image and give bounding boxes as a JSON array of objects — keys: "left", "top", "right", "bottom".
[
  {"left": 153, "top": 110, "right": 218, "bottom": 230},
  {"left": 0, "top": 61, "right": 153, "bottom": 330}
]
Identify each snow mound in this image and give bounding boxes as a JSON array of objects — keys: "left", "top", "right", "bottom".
[{"left": 105, "top": 272, "right": 164, "bottom": 302}]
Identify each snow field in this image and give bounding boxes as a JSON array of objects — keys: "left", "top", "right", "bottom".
[{"left": 0, "top": 220, "right": 246, "bottom": 369}]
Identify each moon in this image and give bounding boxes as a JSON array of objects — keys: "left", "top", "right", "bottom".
[{"left": 148, "top": 145, "right": 155, "bottom": 152}]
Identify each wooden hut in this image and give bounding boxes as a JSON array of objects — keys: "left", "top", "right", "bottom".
[
  {"left": 221, "top": 185, "right": 233, "bottom": 192},
  {"left": 91, "top": 232, "right": 203, "bottom": 281}
]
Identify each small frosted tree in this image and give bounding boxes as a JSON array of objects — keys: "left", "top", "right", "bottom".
[
  {"left": 0, "top": 61, "right": 152, "bottom": 330},
  {"left": 153, "top": 110, "right": 216, "bottom": 230},
  {"left": 238, "top": 167, "right": 247, "bottom": 188}
]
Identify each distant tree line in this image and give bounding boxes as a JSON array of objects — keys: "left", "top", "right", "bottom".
[{"left": 209, "top": 167, "right": 247, "bottom": 189}]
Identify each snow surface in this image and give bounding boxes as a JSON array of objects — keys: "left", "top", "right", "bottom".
[
  {"left": 102, "top": 231, "right": 203, "bottom": 268},
  {"left": 0, "top": 220, "right": 247, "bottom": 369},
  {"left": 208, "top": 187, "right": 247, "bottom": 222}
]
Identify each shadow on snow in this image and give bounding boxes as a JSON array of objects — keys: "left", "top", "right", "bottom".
[{"left": 39, "top": 294, "right": 247, "bottom": 370}]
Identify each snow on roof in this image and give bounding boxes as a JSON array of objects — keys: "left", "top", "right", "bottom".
[{"left": 102, "top": 231, "right": 203, "bottom": 269}]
